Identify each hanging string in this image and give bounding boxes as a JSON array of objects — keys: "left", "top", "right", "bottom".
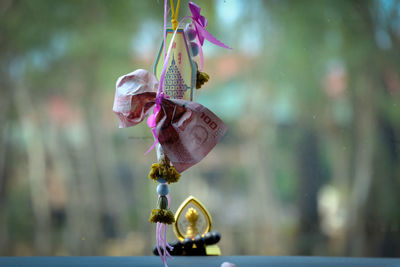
[
  {"left": 170, "top": 0, "right": 181, "bottom": 30},
  {"left": 163, "top": 0, "right": 168, "bottom": 60},
  {"left": 152, "top": 2, "right": 184, "bottom": 266}
]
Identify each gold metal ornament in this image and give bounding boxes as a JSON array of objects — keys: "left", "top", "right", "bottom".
[{"left": 173, "top": 196, "right": 212, "bottom": 240}]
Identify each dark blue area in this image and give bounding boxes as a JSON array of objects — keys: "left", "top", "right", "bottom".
[{"left": 0, "top": 256, "right": 399, "bottom": 267}]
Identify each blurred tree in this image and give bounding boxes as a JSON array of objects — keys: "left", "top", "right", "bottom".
[
  {"left": 0, "top": 0, "right": 163, "bottom": 255},
  {"left": 264, "top": 0, "right": 400, "bottom": 256}
]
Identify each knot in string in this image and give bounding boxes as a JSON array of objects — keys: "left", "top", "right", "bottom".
[
  {"left": 170, "top": 0, "right": 181, "bottom": 30},
  {"left": 171, "top": 18, "right": 179, "bottom": 31}
]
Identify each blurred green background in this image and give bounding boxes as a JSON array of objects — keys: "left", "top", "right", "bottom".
[{"left": 1, "top": 0, "right": 400, "bottom": 257}]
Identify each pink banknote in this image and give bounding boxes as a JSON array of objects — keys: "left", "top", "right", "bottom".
[{"left": 113, "top": 69, "right": 226, "bottom": 172}]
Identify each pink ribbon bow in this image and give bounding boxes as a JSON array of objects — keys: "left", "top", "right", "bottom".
[{"left": 189, "top": 1, "right": 231, "bottom": 49}]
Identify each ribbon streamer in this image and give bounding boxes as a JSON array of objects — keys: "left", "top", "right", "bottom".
[
  {"left": 189, "top": 2, "right": 231, "bottom": 49},
  {"left": 188, "top": 1, "right": 231, "bottom": 70}
]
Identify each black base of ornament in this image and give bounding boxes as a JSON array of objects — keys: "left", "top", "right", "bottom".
[{"left": 153, "top": 231, "right": 221, "bottom": 256}]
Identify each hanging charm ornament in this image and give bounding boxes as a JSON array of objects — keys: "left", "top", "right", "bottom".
[
  {"left": 152, "top": 195, "right": 222, "bottom": 256},
  {"left": 173, "top": 196, "right": 212, "bottom": 240},
  {"left": 113, "top": 1, "right": 230, "bottom": 266},
  {"left": 154, "top": 26, "right": 196, "bottom": 100}
]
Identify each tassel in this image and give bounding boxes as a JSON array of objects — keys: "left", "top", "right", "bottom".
[
  {"left": 149, "top": 162, "right": 181, "bottom": 184},
  {"left": 154, "top": 194, "right": 174, "bottom": 267},
  {"left": 151, "top": 146, "right": 179, "bottom": 267},
  {"left": 149, "top": 195, "right": 175, "bottom": 224},
  {"left": 149, "top": 208, "right": 175, "bottom": 224}
]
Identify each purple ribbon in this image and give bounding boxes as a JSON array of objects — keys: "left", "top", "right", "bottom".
[{"left": 189, "top": 2, "right": 231, "bottom": 49}]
